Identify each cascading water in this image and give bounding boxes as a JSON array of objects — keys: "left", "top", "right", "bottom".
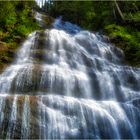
[{"left": 0, "top": 12, "right": 140, "bottom": 139}]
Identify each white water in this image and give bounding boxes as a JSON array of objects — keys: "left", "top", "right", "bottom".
[{"left": 0, "top": 13, "right": 139, "bottom": 139}]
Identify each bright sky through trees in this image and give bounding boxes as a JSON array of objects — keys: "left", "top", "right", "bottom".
[{"left": 36, "top": 0, "right": 48, "bottom": 8}]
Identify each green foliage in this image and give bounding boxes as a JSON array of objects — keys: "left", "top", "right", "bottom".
[
  {"left": 105, "top": 24, "right": 132, "bottom": 41},
  {"left": 0, "top": 1, "right": 39, "bottom": 40},
  {"left": 49, "top": 1, "right": 114, "bottom": 30},
  {"left": 0, "top": 1, "right": 39, "bottom": 71},
  {"left": 105, "top": 24, "right": 140, "bottom": 65},
  {"left": 0, "top": 2, "right": 17, "bottom": 31}
]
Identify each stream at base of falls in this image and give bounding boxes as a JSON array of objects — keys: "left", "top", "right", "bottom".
[{"left": 0, "top": 12, "right": 140, "bottom": 139}]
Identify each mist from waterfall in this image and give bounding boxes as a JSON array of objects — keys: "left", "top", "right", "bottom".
[{"left": 0, "top": 12, "right": 139, "bottom": 139}]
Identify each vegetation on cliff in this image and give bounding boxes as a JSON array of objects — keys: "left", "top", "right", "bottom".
[{"left": 0, "top": 1, "right": 39, "bottom": 72}]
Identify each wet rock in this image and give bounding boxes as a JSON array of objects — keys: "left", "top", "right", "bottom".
[{"left": 14, "top": 36, "right": 22, "bottom": 44}]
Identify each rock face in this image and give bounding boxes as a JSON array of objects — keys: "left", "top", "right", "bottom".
[
  {"left": 0, "top": 13, "right": 140, "bottom": 139},
  {"left": 0, "top": 95, "right": 140, "bottom": 139}
]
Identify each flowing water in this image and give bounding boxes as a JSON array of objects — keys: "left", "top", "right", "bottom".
[{"left": 0, "top": 12, "right": 140, "bottom": 139}]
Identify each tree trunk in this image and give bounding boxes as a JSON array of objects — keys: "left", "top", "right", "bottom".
[{"left": 114, "top": 0, "right": 125, "bottom": 22}]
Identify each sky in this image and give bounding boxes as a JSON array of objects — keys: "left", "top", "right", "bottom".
[{"left": 36, "top": 0, "right": 48, "bottom": 8}]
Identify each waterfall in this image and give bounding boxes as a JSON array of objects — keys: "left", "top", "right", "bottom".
[{"left": 0, "top": 12, "right": 139, "bottom": 139}]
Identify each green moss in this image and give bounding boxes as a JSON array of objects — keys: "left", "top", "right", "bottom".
[
  {"left": 0, "top": 2, "right": 41, "bottom": 72},
  {"left": 104, "top": 24, "right": 140, "bottom": 66}
]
